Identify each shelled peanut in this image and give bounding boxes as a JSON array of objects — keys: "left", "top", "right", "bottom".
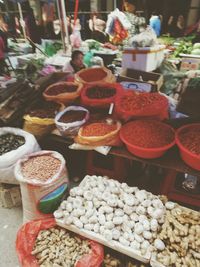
[
  {"left": 154, "top": 204, "right": 200, "bottom": 267},
  {"left": 31, "top": 227, "right": 91, "bottom": 267}
]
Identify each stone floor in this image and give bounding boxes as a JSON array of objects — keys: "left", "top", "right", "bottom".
[{"left": 0, "top": 206, "right": 22, "bottom": 267}]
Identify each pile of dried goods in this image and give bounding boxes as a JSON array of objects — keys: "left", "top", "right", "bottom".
[
  {"left": 32, "top": 227, "right": 91, "bottom": 266},
  {"left": 81, "top": 123, "right": 117, "bottom": 137},
  {"left": 153, "top": 204, "right": 200, "bottom": 267},
  {"left": 0, "top": 133, "right": 25, "bottom": 155},
  {"left": 54, "top": 175, "right": 167, "bottom": 256},
  {"left": 28, "top": 102, "right": 60, "bottom": 119},
  {"left": 21, "top": 155, "right": 61, "bottom": 182},
  {"left": 86, "top": 86, "right": 116, "bottom": 99},
  {"left": 58, "top": 110, "right": 87, "bottom": 123},
  {"left": 121, "top": 120, "right": 175, "bottom": 148},
  {"left": 46, "top": 84, "right": 78, "bottom": 96}
]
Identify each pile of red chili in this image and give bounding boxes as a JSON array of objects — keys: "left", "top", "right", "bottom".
[
  {"left": 81, "top": 122, "right": 117, "bottom": 137},
  {"left": 59, "top": 110, "right": 87, "bottom": 123},
  {"left": 178, "top": 126, "right": 200, "bottom": 155},
  {"left": 122, "top": 120, "right": 175, "bottom": 148},
  {"left": 119, "top": 92, "right": 167, "bottom": 112},
  {"left": 79, "top": 68, "right": 107, "bottom": 82},
  {"left": 46, "top": 84, "right": 78, "bottom": 96},
  {"left": 86, "top": 86, "right": 116, "bottom": 99}
]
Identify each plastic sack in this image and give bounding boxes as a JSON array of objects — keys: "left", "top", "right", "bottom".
[
  {"left": 23, "top": 115, "right": 55, "bottom": 139},
  {"left": 70, "top": 29, "right": 82, "bottom": 49},
  {"left": 43, "top": 81, "right": 83, "bottom": 105},
  {"left": 55, "top": 106, "right": 90, "bottom": 138},
  {"left": 129, "top": 26, "right": 157, "bottom": 48},
  {"left": 16, "top": 218, "right": 104, "bottom": 267},
  {"left": 115, "top": 91, "right": 169, "bottom": 121},
  {"left": 81, "top": 82, "right": 123, "bottom": 108},
  {"left": 15, "top": 150, "right": 69, "bottom": 222},
  {"left": 0, "top": 127, "right": 40, "bottom": 184},
  {"left": 75, "top": 120, "right": 122, "bottom": 147},
  {"left": 106, "top": 9, "right": 131, "bottom": 34}
]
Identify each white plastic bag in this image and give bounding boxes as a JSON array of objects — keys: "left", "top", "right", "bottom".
[
  {"left": 70, "top": 29, "right": 82, "bottom": 49},
  {"left": 15, "top": 150, "right": 69, "bottom": 222},
  {"left": 0, "top": 127, "right": 40, "bottom": 184},
  {"left": 55, "top": 106, "right": 89, "bottom": 138},
  {"left": 129, "top": 26, "right": 157, "bottom": 47}
]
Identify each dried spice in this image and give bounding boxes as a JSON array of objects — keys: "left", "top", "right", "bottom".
[
  {"left": 179, "top": 127, "right": 200, "bottom": 155},
  {"left": 0, "top": 134, "right": 25, "bottom": 155},
  {"left": 119, "top": 92, "right": 166, "bottom": 112},
  {"left": 59, "top": 110, "right": 87, "bottom": 123},
  {"left": 86, "top": 86, "right": 116, "bottom": 99},
  {"left": 21, "top": 155, "right": 61, "bottom": 181},
  {"left": 82, "top": 122, "right": 117, "bottom": 137},
  {"left": 28, "top": 102, "right": 60, "bottom": 119},
  {"left": 79, "top": 68, "right": 107, "bottom": 82},
  {"left": 46, "top": 84, "right": 78, "bottom": 96},
  {"left": 123, "top": 120, "right": 174, "bottom": 148}
]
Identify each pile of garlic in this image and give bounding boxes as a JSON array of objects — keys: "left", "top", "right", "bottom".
[{"left": 54, "top": 175, "right": 166, "bottom": 255}]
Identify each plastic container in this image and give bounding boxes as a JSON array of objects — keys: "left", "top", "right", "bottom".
[
  {"left": 122, "top": 45, "right": 165, "bottom": 72},
  {"left": 176, "top": 123, "right": 200, "bottom": 171},
  {"left": 43, "top": 82, "right": 83, "bottom": 105},
  {"left": 75, "top": 67, "right": 116, "bottom": 84},
  {"left": 120, "top": 121, "right": 175, "bottom": 159},
  {"left": 55, "top": 106, "right": 89, "bottom": 138},
  {"left": 81, "top": 82, "right": 123, "bottom": 108}
]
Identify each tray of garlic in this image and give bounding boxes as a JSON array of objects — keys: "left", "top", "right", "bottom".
[
  {"left": 54, "top": 175, "right": 167, "bottom": 263},
  {"left": 150, "top": 203, "right": 200, "bottom": 267}
]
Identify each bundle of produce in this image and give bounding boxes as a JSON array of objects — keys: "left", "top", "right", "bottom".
[
  {"left": 0, "top": 127, "right": 40, "bottom": 184},
  {"left": 120, "top": 120, "right": 175, "bottom": 159},
  {"left": 151, "top": 203, "right": 200, "bottom": 267},
  {"left": 75, "top": 67, "right": 116, "bottom": 84},
  {"left": 176, "top": 123, "right": 200, "bottom": 170},
  {"left": 43, "top": 82, "right": 83, "bottom": 105},
  {"left": 15, "top": 150, "right": 68, "bottom": 221},
  {"left": 54, "top": 175, "right": 169, "bottom": 259},
  {"left": 75, "top": 120, "right": 121, "bottom": 146},
  {"left": 23, "top": 102, "right": 61, "bottom": 139},
  {"left": 81, "top": 82, "right": 123, "bottom": 108},
  {"left": 115, "top": 91, "right": 169, "bottom": 121},
  {"left": 55, "top": 106, "right": 89, "bottom": 138},
  {"left": 16, "top": 218, "right": 104, "bottom": 267}
]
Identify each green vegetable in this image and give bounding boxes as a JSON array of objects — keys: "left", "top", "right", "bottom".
[
  {"left": 191, "top": 48, "right": 200, "bottom": 55},
  {"left": 193, "top": 43, "right": 200, "bottom": 49}
]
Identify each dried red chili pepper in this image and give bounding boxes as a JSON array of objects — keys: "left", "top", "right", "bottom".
[
  {"left": 179, "top": 127, "right": 200, "bottom": 155},
  {"left": 82, "top": 123, "right": 117, "bottom": 137},
  {"left": 122, "top": 120, "right": 174, "bottom": 148}
]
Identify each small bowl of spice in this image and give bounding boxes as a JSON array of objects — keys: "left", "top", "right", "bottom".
[
  {"left": 55, "top": 106, "right": 89, "bottom": 138},
  {"left": 176, "top": 123, "right": 200, "bottom": 170},
  {"left": 43, "top": 82, "right": 83, "bottom": 105}
]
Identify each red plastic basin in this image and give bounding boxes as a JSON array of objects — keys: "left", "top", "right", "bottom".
[
  {"left": 120, "top": 120, "right": 175, "bottom": 159},
  {"left": 176, "top": 123, "right": 200, "bottom": 171}
]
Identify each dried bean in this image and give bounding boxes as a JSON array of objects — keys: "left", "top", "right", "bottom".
[
  {"left": 21, "top": 155, "right": 61, "bottom": 181},
  {"left": 0, "top": 134, "right": 25, "bottom": 156}
]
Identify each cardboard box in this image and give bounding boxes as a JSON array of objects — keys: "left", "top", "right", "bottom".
[
  {"left": 118, "top": 68, "right": 164, "bottom": 92},
  {"left": 122, "top": 45, "right": 165, "bottom": 72},
  {"left": 180, "top": 57, "right": 200, "bottom": 71}
]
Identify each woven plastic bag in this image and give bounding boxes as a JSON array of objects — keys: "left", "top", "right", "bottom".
[
  {"left": 15, "top": 150, "right": 69, "bottom": 222},
  {"left": 55, "top": 106, "right": 90, "bottom": 138},
  {"left": 0, "top": 127, "right": 40, "bottom": 184},
  {"left": 23, "top": 115, "right": 55, "bottom": 139},
  {"left": 115, "top": 91, "right": 169, "bottom": 121},
  {"left": 16, "top": 218, "right": 104, "bottom": 267},
  {"left": 81, "top": 82, "right": 123, "bottom": 108}
]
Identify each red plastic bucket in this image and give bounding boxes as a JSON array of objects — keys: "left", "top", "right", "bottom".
[
  {"left": 120, "top": 120, "right": 175, "bottom": 159},
  {"left": 176, "top": 123, "right": 200, "bottom": 171}
]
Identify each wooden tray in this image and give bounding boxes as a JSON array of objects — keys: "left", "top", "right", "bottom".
[{"left": 56, "top": 218, "right": 151, "bottom": 264}]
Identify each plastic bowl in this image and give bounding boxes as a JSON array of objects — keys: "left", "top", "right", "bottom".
[
  {"left": 120, "top": 120, "right": 175, "bottom": 159},
  {"left": 176, "top": 123, "right": 200, "bottom": 171}
]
